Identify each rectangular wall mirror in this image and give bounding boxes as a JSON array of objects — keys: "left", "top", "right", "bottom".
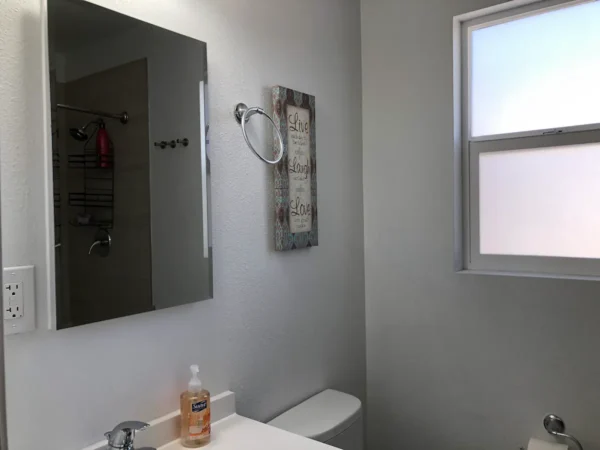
[{"left": 47, "top": 0, "right": 212, "bottom": 329}]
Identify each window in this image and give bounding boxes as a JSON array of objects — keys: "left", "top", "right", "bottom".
[{"left": 455, "top": 0, "right": 600, "bottom": 278}]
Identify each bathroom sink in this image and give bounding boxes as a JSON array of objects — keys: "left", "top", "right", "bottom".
[{"left": 159, "top": 414, "right": 334, "bottom": 450}]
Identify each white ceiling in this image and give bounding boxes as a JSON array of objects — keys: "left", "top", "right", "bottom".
[{"left": 48, "top": 0, "right": 137, "bottom": 52}]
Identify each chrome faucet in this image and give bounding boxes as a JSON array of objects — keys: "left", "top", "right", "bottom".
[
  {"left": 104, "top": 421, "right": 156, "bottom": 450},
  {"left": 88, "top": 229, "right": 112, "bottom": 256}
]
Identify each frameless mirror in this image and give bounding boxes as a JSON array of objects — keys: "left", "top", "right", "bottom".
[{"left": 47, "top": 0, "right": 212, "bottom": 329}]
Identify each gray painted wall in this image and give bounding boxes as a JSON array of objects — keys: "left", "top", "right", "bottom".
[
  {"left": 362, "top": 0, "right": 600, "bottom": 449},
  {"left": 0, "top": 1, "right": 365, "bottom": 449}
]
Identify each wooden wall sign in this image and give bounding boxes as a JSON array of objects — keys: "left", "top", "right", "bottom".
[{"left": 273, "top": 86, "right": 318, "bottom": 251}]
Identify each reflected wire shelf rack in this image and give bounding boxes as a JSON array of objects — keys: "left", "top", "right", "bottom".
[{"left": 67, "top": 129, "right": 115, "bottom": 230}]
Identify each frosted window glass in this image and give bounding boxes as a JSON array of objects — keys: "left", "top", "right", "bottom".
[
  {"left": 471, "top": 2, "right": 600, "bottom": 137},
  {"left": 479, "top": 143, "right": 600, "bottom": 258}
]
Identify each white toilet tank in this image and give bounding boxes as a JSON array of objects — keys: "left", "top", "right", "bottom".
[{"left": 267, "top": 389, "right": 363, "bottom": 450}]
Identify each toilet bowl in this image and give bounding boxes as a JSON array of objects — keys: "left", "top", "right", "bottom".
[{"left": 267, "top": 389, "right": 363, "bottom": 450}]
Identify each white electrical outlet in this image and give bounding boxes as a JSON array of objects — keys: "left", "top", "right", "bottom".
[
  {"left": 4, "top": 282, "right": 24, "bottom": 319},
  {"left": 3, "top": 266, "right": 35, "bottom": 335}
]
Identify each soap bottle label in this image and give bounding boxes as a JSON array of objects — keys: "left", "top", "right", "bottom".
[{"left": 189, "top": 400, "right": 210, "bottom": 438}]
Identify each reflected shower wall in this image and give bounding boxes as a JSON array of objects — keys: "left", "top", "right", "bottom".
[{"left": 52, "top": 59, "right": 152, "bottom": 327}]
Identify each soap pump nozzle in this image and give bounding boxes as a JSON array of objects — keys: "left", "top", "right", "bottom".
[{"left": 188, "top": 364, "right": 202, "bottom": 393}]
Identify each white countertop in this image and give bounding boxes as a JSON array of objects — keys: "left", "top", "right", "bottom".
[{"left": 159, "top": 414, "right": 334, "bottom": 450}]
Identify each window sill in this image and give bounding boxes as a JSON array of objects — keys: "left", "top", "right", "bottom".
[{"left": 456, "top": 269, "right": 600, "bottom": 282}]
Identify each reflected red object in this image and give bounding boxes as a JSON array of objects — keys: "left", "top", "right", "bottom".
[{"left": 96, "top": 122, "right": 112, "bottom": 168}]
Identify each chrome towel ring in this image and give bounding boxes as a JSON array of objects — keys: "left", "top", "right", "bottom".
[{"left": 234, "top": 103, "right": 284, "bottom": 165}]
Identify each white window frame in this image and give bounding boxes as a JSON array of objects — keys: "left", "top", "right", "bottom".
[{"left": 453, "top": 0, "right": 600, "bottom": 279}]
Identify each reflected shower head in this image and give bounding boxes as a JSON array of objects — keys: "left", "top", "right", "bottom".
[
  {"left": 69, "top": 118, "right": 103, "bottom": 142},
  {"left": 69, "top": 127, "right": 88, "bottom": 141}
]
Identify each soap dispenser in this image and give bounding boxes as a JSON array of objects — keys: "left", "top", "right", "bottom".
[{"left": 180, "top": 365, "right": 211, "bottom": 447}]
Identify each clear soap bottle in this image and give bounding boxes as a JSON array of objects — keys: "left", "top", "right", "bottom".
[{"left": 180, "top": 365, "right": 211, "bottom": 448}]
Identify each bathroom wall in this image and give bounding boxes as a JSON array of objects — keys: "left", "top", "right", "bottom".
[
  {"left": 0, "top": 1, "right": 364, "bottom": 449},
  {"left": 362, "top": 0, "right": 600, "bottom": 449}
]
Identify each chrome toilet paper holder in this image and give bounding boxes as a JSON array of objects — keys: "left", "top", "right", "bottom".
[
  {"left": 542, "top": 414, "right": 583, "bottom": 450},
  {"left": 543, "top": 414, "right": 583, "bottom": 450}
]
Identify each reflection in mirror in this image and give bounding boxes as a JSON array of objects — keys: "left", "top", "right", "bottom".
[{"left": 48, "top": 0, "right": 212, "bottom": 329}]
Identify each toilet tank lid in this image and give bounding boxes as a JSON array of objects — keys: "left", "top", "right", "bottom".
[{"left": 267, "top": 389, "right": 362, "bottom": 443}]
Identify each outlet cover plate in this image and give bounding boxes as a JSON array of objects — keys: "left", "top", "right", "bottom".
[{"left": 3, "top": 266, "right": 35, "bottom": 335}]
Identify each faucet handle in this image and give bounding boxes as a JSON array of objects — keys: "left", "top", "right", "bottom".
[{"left": 105, "top": 421, "right": 150, "bottom": 449}]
